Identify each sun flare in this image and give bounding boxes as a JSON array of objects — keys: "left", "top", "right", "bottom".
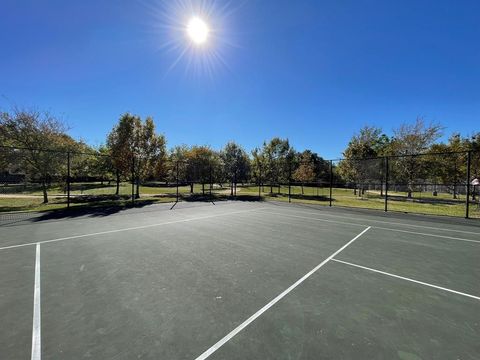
[
  {"left": 186, "top": 17, "right": 209, "bottom": 45},
  {"left": 152, "top": 0, "right": 237, "bottom": 76}
]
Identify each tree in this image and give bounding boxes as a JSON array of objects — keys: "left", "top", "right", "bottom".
[
  {"left": 107, "top": 113, "right": 166, "bottom": 198},
  {"left": 428, "top": 134, "right": 466, "bottom": 199},
  {"left": 0, "top": 107, "right": 73, "bottom": 203},
  {"left": 91, "top": 145, "right": 115, "bottom": 186},
  {"left": 258, "top": 138, "right": 295, "bottom": 194},
  {"left": 338, "top": 126, "right": 389, "bottom": 196},
  {"left": 221, "top": 142, "right": 250, "bottom": 195},
  {"left": 389, "top": 118, "right": 443, "bottom": 198},
  {"left": 250, "top": 147, "right": 265, "bottom": 188},
  {"left": 464, "top": 132, "right": 480, "bottom": 200},
  {"left": 293, "top": 151, "right": 316, "bottom": 194},
  {"left": 167, "top": 145, "right": 190, "bottom": 185},
  {"left": 185, "top": 146, "right": 219, "bottom": 195}
]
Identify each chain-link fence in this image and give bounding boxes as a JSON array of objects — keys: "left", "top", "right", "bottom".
[{"left": 1, "top": 146, "right": 479, "bottom": 218}]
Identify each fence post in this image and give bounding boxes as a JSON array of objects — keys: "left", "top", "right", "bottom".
[
  {"left": 466, "top": 150, "right": 472, "bottom": 219},
  {"left": 176, "top": 161, "right": 179, "bottom": 203},
  {"left": 329, "top": 160, "right": 333, "bottom": 207},
  {"left": 234, "top": 169, "right": 237, "bottom": 198},
  {"left": 209, "top": 164, "right": 213, "bottom": 201},
  {"left": 258, "top": 166, "right": 262, "bottom": 199},
  {"left": 67, "top": 151, "right": 71, "bottom": 209},
  {"left": 384, "top": 156, "right": 389, "bottom": 212},
  {"left": 288, "top": 163, "right": 291, "bottom": 203},
  {"left": 131, "top": 155, "right": 135, "bottom": 206}
]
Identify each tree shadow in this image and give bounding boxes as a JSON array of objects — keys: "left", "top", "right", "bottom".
[
  {"left": 288, "top": 194, "right": 330, "bottom": 202},
  {"left": 30, "top": 199, "right": 158, "bottom": 222},
  {"left": 0, "top": 192, "right": 265, "bottom": 227}
]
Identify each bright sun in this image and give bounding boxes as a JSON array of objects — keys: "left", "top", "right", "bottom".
[{"left": 186, "top": 17, "right": 209, "bottom": 45}]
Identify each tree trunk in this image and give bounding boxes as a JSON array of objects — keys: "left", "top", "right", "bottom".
[
  {"left": 301, "top": 184, "right": 304, "bottom": 195},
  {"left": 115, "top": 173, "right": 120, "bottom": 195},
  {"left": 42, "top": 179, "right": 48, "bottom": 204},
  {"left": 135, "top": 179, "right": 140, "bottom": 199},
  {"left": 190, "top": 182, "right": 194, "bottom": 193},
  {"left": 202, "top": 183, "right": 205, "bottom": 195}
]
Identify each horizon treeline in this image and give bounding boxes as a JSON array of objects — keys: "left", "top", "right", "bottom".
[{"left": 1, "top": 107, "right": 479, "bottom": 203}]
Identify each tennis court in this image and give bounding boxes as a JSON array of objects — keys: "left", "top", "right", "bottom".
[{"left": 1, "top": 201, "right": 479, "bottom": 359}]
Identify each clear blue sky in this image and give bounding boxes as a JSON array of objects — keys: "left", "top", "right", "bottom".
[{"left": 1, "top": 0, "right": 479, "bottom": 159}]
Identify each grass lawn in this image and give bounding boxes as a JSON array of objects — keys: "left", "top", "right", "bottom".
[
  {"left": 238, "top": 185, "right": 479, "bottom": 218},
  {"left": 1, "top": 182, "right": 479, "bottom": 219}
]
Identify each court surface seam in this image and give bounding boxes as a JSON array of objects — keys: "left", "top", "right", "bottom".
[
  {"left": 252, "top": 210, "right": 480, "bottom": 244},
  {"left": 31, "top": 243, "right": 41, "bottom": 360},
  {"left": 194, "top": 226, "right": 371, "bottom": 360},
  {"left": 0, "top": 207, "right": 268, "bottom": 252},
  {"left": 331, "top": 258, "right": 480, "bottom": 301}
]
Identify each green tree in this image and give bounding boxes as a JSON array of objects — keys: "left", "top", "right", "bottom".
[
  {"left": 0, "top": 107, "right": 74, "bottom": 203},
  {"left": 258, "top": 138, "right": 295, "bottom": 194},
  {"left": 338, "top": 126, "right": 389, "bottom": 196},
  {"left": 185, "top": 146, "right": 220, "bottom": 195},
  {"left": 221, "top": 142, "right": 250, "bottom": 195},
  {"left": 389, "top": 118, "right": 443, "bottom": 198},
  {"left": 167, "top": 145, "right": 190, "bottom": 185},
  {"left": 428, "top": 134, "right": 466, "bottom": 199},
  {"left": 90, "top": 145, "right": 115, "bottom": 186},
  {"left": 293, "top": 151, "right": 316, "bottom": 194},
  {"left": 107, "top": 113, "right": 166, "bottom": 198}
]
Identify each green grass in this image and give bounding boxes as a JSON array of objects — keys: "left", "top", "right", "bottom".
[
  {"left": 238, "top": 185, "right": 479, "bottom": 218},
  {"left": 1, "top": 182, "right": 478, "bottom": 218}
]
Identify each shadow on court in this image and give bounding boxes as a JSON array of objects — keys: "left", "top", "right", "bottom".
[{"left": 0, "top": 195, "right": 264, "bottom": 227}]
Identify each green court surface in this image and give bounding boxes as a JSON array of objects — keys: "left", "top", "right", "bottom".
[{"left": 0, "top": 201, "right": 479, "bottom": 359}]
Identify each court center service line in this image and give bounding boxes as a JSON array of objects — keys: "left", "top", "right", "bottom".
[
  {"left": 31, "top": 243, "right": 41, "bottom": 360},
  {"left": 0, "top": 207, "right": 268, "bottom": 251},
  {"left": 331, "top": 258, "right": 480, "bottom": 301},
  {"left": 194, "top": 226, "right": 371, "bottom": 360}
]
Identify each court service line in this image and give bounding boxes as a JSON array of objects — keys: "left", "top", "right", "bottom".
[
  {"left": 31, "top": 243, "right": 41, "bottom": 360},
  {"left": 372, "top": 226, "right": 480, "bottom": 244},
  {"left": 265, "top": 205, "right": 480, "bottom": 236},
  {"left": 331, "top": 258, "right": 480, "bottom": 301},
  {"left": 0, "top": 207, "right": 268, "bottom": 252},
  {"left": 194, "top": 226, "right": 371, "bottom": 360},
  {"left": 254, "top": 210, "right": 480, "bottom": 244}
]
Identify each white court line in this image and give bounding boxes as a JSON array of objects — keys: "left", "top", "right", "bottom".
[
  {"left": 373, "top": 226, "right": 480, "bottom": 244},
  {"left": 331, "top": 258, "right": 480, "bottom": 301},
  {"left": 194, "top": 226, "right": 371, "bottom": 360},
  {"left": 265, "top": 205, "right": 480, "bottom": 236},
  {"left": 31, "top": 243, "right": 41, "bottom": 360},
  {"left": 0, "top": 207, "right": 267, "bottom": 252},
  {"left": 253, "top": 210, "right": 480, "bottom": 244}
]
